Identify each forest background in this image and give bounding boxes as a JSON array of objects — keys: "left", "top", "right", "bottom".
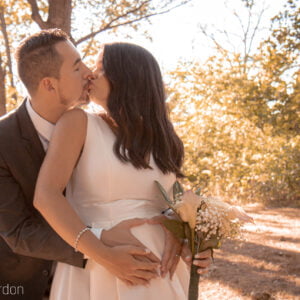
[{"left": 0, "top": 0, "right": 299, "bottom": 207}]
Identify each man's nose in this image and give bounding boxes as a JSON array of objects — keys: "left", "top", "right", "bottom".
[{"left": 87, "top": 74, "right": 97, "bottom": 80}]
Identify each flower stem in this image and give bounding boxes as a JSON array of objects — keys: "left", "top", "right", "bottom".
[{"left": 188, "top": 263, "right": 200, "bottom": 300}]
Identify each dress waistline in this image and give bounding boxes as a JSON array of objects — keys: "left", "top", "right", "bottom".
[{"left": 83, "top": 199, "right": 165, "bottom": 228}]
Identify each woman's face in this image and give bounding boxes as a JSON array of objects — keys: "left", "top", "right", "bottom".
[{"left": 89, "top": 50, "right": 110, "bottom": 110}]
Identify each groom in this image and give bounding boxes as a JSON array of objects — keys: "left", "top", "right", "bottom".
[{"left": 0, "top": 29, "right": 211, "bottom": 300}]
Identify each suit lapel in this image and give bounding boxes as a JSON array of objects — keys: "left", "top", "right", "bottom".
[{"left": 16, "top": 100, "right": 45, "bottom": 168}]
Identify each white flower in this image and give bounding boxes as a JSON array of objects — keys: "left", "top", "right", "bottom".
[
  {"left": 227, "top": 206, "right": 254, "bottom": 223},
  {"left": 174, "top": 190, "right": 202, "bottom": 229}
]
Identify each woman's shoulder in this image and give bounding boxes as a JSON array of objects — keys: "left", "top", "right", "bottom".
[
  {"left": 54, "top": 108, "right": 89, "bottom": 139},
  {"left": 57, "top": 108, "right": 88, "bottom": 127}
]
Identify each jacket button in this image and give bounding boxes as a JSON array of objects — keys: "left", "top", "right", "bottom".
[{"left": 42, "top": 269, "right": 49, "bottom": 276}]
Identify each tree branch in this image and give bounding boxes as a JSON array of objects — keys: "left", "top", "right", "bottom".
[
  {"left": 75, "top": 1, "right": 190, "bottom": 45},
  {"left": 82, "top": 26, "right": 96, "bottom": 60},
  {"left": 26, "top": 0, "right": 46, "bottom": 29},
  {"left": 216, "top": 28, "right": 237, "bottom": 53},
  {"left": 76, "top": 0, "right": 150, "bottom": 45},
  {"left": 248, "top": 6, "right": 266, "bottom": 55},
  {"left": 199, "top": 25, "right": 234, "bottom": 69}
]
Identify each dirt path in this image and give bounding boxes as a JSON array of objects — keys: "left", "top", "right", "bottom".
[{"left": 197, "top": 205, "right": 300, "bottom": 300}]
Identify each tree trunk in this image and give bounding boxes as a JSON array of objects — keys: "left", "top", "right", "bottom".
[
  {"left": 0, "top": 53, "right": 6, "bottom": 117},
  {"left": 0, "top": 6, "right": 17, "bottom": 102},
  {"left": 28, "top": 0, "right": 72, "bottom": 36},
  {"left": 46, "top": 0, "right": 72, "bottom": 35}
]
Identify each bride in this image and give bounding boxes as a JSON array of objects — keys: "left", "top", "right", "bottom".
[{"left": 34, "top": 42, "right": 210, "bottom": 299}]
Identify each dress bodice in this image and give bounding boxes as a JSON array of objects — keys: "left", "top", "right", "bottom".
[
  {"left": 66, "top": 112, "right": 175, "bottom": 227},
  {"left": 51, "top": 112, "right": 189, "bottom": 300}
]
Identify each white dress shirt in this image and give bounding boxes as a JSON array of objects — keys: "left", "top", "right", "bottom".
[{"left": 26, "top": 99, "right": 54, "bottom": 150}]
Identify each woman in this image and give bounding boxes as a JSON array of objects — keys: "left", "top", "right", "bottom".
[{"left": 34, "top": 43, "right": 191, "bottom": 299}]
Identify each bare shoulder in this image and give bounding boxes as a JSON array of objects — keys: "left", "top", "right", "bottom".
[
  {"left": 50, "top": 108, "right": 88, "bottom": 148},
  {"left": 55, "top": 108, "right": 88, "bottom": 133},
  {"left": 58, "top": 108, "right": 87, "bottom": 125}
]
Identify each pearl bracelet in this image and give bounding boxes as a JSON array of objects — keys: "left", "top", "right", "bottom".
[{"left": 74, "top": 225, "right": 92, "bottom": 252}]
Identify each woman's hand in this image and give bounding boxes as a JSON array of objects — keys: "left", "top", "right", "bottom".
[
  {"left": 147, "top": 215, "right": 183, "bottom": 279},
  {"left": 100, "top": 245, "right": 161, "bottom": 286},
  {"left": 193, "top": 249, "right": 212, "bottom": 275},
  {"left": 181, "top": 243, "right": 212, "bottom": 274}
]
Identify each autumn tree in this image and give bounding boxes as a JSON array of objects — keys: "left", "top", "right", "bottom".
[
  {"left": 0, "top": 0, "right": 33, "bottom": 115},
  {"left": 0, "top": 0, "right": 191, "bottom": 115},
  {"left": 167, "top": 0, "right": 300, "bottom": 205},
  {"left": 256, "top": 0, "right": 300, "bottom": 137}
]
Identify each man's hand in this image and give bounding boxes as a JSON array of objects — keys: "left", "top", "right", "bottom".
[
  {"left": 101, "top": 218, "right": 160, "bottom": 264},
  {"left": 147, "top": 215, "right": 183, "bottom": 279},
  {"left": 100, "top": 245, "right": 160, "bottom": 286},
  {"left": 100, "top": 218, "right": 164, "bottom": 285}
]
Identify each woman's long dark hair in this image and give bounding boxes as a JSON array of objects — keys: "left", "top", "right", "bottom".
[{"left": 103, "top": 42, "right": 184, "bottom": 177}]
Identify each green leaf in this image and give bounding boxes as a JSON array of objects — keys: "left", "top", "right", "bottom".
[
  {"left": 162, "top": 219, "right": 186, "bottom": 240},
  {"left": 155, "top": 180, "right": 173, "bottom": 206},
  {"left": 195, "top": 187, "right": 201, "bottom": 196},
  {"left": 173, "top": 180, "right": 184, "bottom": 199},
  {"left": 199, "top": 235, "right": 221, "bottom": 252},
  {"left": 155, "top": 180, "right": 184, "bottom": 223}
]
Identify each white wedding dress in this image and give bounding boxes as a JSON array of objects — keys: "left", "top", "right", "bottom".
[{"left": 50, "top": 112, "right": 189, "bottom": 300}]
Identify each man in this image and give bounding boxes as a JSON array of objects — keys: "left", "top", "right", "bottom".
[{"left": 0, "top": 29, "right": 211, "bottom": 299}]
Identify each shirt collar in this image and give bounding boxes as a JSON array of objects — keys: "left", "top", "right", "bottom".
[{"left": 26, "top": 99, "right": 55, "bottom": 142}]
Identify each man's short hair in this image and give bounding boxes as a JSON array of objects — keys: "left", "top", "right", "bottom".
[{"left": 15, "top": 28, "right": 70, "bottom": 95}]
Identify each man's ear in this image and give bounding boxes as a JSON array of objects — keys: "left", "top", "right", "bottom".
[{"left": 40, "top": 77, "right": 57, "bottom": 92}]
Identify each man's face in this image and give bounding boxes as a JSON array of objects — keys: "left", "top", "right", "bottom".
[{"left": 55, "top": 41, "right": 92, "bottom": 108}]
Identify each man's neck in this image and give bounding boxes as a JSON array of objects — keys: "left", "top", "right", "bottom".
[{"left": 29, "top": 98, "right": 67, "bottom": 124}]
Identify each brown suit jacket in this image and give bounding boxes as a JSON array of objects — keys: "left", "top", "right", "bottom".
[{"left": 0, "top": 100, "right": 85, "bottom": 299}]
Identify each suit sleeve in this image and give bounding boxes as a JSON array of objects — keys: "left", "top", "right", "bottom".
[{"left": 0, "top": 151, "right": 86, "bottom": 268}]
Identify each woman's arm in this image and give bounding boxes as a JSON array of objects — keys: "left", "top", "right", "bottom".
[{"left": 34, "top": 109, "right": 159, "bottom": 285}]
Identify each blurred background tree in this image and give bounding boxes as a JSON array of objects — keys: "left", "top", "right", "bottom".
[
  {"left": 167, "top": 0, "right": 299, "bottom": 206},
  {"left": 0, "top": 0, "right": 298, "bottom": 206},
  {"left": 0, "top": 0, "right": 191, "bottom": 115}
]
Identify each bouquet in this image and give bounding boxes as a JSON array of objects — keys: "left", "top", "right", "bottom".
[{"left": 155, "top": 180, "right": 253, "bottom": 300}]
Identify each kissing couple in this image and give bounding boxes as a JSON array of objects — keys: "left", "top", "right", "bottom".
[{"left": 0, "top": 29, "right": 211, "bottom": 300}]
